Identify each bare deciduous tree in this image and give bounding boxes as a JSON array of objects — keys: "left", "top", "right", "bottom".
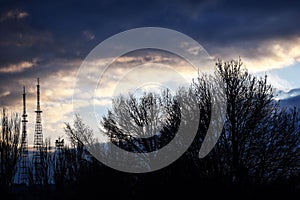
[
  {"left": 101, "top": 91, "right": 181, "bottom": 153},
  {"left": 193, "top": 59, "right": 300, "bottom": 185},
  {"left": 0, "top": 108, "right": 21, "bottom": 187},
  {"left": 64, "top": 114, "right": 95, "bottom": 182}
]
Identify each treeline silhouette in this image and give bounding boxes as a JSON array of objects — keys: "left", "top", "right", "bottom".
[{"left": 0, "top": 59, "right": 299, "bottom": 199}]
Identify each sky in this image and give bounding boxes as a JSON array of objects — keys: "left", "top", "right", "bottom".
[{"left": 0, "top": 0, "right": 300, "bottom": 145}]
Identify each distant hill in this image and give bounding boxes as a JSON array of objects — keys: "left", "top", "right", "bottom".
[
  {"left": 276, "top": 88, "right": 300, "bottom": 109},
  {"left": 280, "top": 95, "right": 300, "bottom": 109}
]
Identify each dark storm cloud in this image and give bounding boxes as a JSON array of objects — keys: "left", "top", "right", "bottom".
[
  {"left": 175, "top": 1, "right": 300, "bottom": 54},
  {"left": 1, "top": 0, "right": 300, "bottom": 63},
  {"left": 5, "top": 2, "right": 300, "bottom": 52}
]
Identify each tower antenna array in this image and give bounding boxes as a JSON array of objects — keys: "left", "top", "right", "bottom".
[
  {"left": 19, "top": 86, "right": 29, "bottom": 185},
  {"left": 33, "top": 78, "right": 44, "bottom": 183}
]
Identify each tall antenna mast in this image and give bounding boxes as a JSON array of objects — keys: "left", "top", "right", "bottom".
[
  {"left": 33, "top": 78, "right": 44, "bottom": 183},
  {"left": 19, "top": 86, "right": 28, "bottom": 185}
]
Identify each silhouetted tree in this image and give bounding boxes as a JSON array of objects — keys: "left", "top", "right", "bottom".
[
  {"left": 101, "top": 91, "right": 181, "bottom": 153},
  {"left": 0, "top": 108, "right": 21, "bottom": 188},
  {"left": 193, "top": 59, "right": 300, "bottom": 185},
  {"left": 39, "top": 138, "right": 53, "bottom": 185},
  {"left": 53, "top": 138, "right": 68, "bottom": 187},
  {"left": 101, "top": 58, "right": 300, "bottom": 188},
  {"left": 64, "top": 114, "right": 95, "bottom": 182}
]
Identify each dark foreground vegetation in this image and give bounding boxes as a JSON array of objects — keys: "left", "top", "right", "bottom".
[{"left": 1, "top": 59, "right": 299, "bottom": 199}]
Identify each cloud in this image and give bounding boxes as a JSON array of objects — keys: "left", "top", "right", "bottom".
[
  {"left": 209, "top": 37, "right": 300, "bottom": 72},
  {"left": 82, "top": 30, "right": 95, "bottom": 41},
  {"left": 93, "top": 97, "right": 112, "bottom": 106},
  {"left": 0, "top": 60, "right": 37, "bottom": 73},
  {"left": 73, "top": 49, "right": 202, "bottom": 101},
  {"left": 0, "top": 9, "right": 29, "bottom": 22},
  {"left": 180, "top": 41, "right": 206, "bottom": 56},
  {"left": 266, "top": 73, "right": 292, "bottom": 92},
  {"left": 0, "top": 91, "right": 10, "bottom": 97}
]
